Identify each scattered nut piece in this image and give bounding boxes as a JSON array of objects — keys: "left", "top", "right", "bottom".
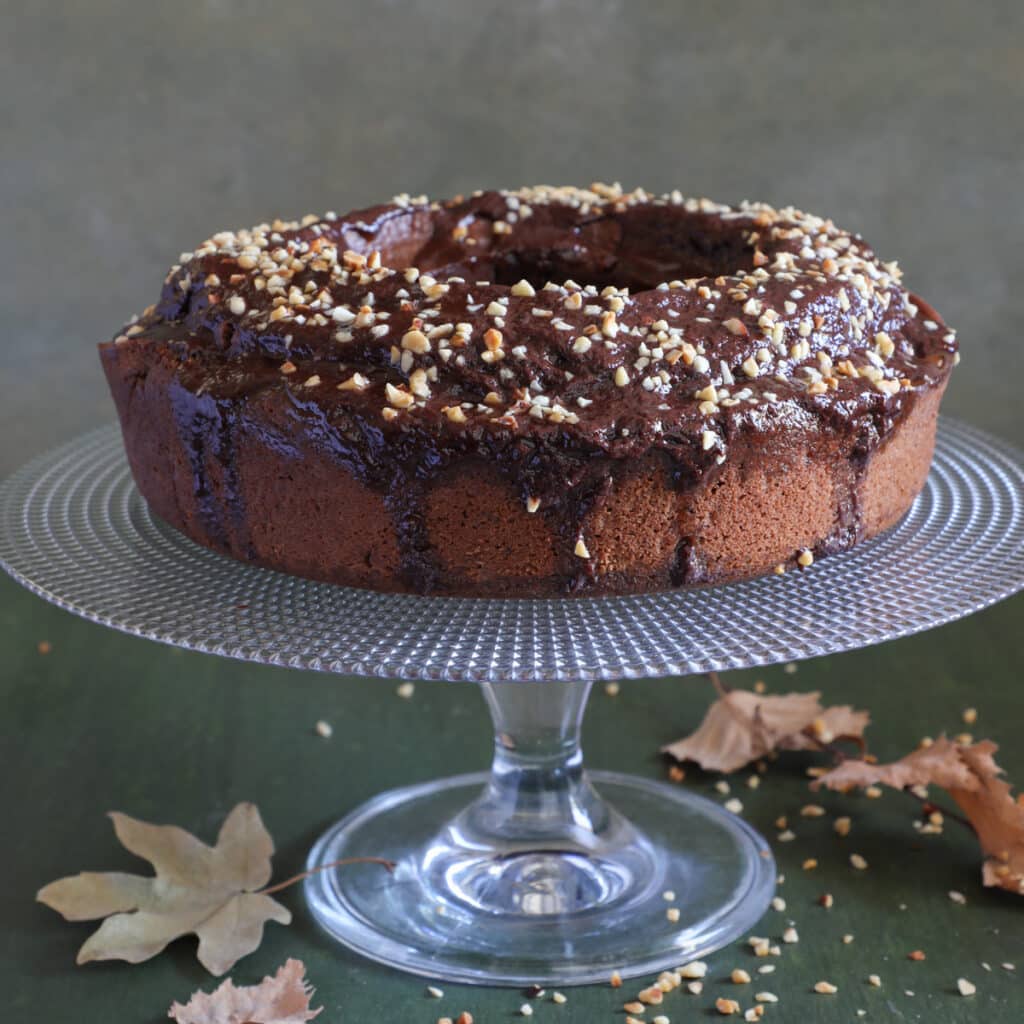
[
  {"left": 782, "top": 927, "right": 799, "bottom": 944},
  {"left": 731, "top": 969, "right": 751, "bottom": 984},
  {"left": 638, "top": 986, "right": 663, "bottom": 1005},
  {"left": 957, "top": 978, "right": 976, "bottom": 996},
  {"left": 850, "top": 853, "right": 868, "bottom": 870},
  {"left": 314, "top": 720, "right": 332, "bottom": 738},
  {"left": 833, "top": 816, "right": 852, "bottom": 837},
  {"left": 679, "top": 961, "right": 708, "bottom": 979},
  {"left": 666, "top": 907, "right": 681, "bottom": 923},
  {"left": 426, "top": 986, "right": 444, "bottom": 998},
  {"left": 908, "top": 950, "right": 926, "bottom": 961},
  {"left": 868, "top": 974, "right": 882, "bottom": 988},
  {"left": 813, "top": 981, "right": 838, "bottom": 994},
  {"left": 396, "top": 682, "right": 415, "bottom": 699},
  {"left": 552, "top": 991, "right": 567, "bottom": 1004},
  {"left": 715, "top": 997, "right": 741, "bottom": 1015}
]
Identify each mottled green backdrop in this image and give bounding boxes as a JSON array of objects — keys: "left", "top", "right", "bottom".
[{"left": 2, "top": 2, "right": 1022, "bottom": 1021}]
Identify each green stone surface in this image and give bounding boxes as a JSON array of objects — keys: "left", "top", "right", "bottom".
[{"left": 2, "top": 2, "right": 1022, "bottom": 1021}]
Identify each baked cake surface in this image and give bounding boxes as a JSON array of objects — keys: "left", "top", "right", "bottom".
[{"left": 99, "top": 185, "right": 958, "bottom": 596}]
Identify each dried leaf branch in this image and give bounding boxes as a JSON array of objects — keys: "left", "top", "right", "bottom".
[
  {"left": 38, "top": 803, "right": 394, "bottom": 974},
  {"left": 168, "top": 957, "right": 321, "bottom": 1024},
  {"left": 814, "top": 737, "right": 1024, "bottom": 894},
  {"left": 662, "top": 677, "right": 869, "bottom": 773}
]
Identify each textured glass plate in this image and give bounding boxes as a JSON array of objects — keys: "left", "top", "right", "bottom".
[{"left": 0, "top": 419, "right": 1022, "bottom": 683}]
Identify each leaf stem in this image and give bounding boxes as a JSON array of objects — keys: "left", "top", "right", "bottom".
[
  {"left": 258, "top": 856, "right": 395, "bottom": 896},
  {"left": 708, "top": 671, "right": 730, "bottom": 697}
]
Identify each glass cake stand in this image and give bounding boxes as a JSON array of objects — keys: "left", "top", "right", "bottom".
[{"left": 1, "top": 418, "right": 1023, "bottom": 986}]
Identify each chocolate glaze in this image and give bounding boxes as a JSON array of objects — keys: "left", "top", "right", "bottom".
[{"left": 100, "top": 185, "right": 957, "bottom": 594}]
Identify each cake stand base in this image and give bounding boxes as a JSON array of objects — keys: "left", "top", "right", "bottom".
[{"left": 304, "top": 771, "right": 775, "bottom": 986}]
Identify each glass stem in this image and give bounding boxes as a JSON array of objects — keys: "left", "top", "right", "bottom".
[{"left": 452, "top": 679, "right": 628, "bottom": 853}]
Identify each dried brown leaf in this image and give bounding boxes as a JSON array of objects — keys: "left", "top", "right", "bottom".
[
  {"left": 662, "top": 689, "right": 869, "bottom": 772},
  {"left": 38, "top": 803, "right": 291, "bottom": 974},
  {"left": 815, "top": 738, "right": 1024, "bottom": 894},
  {"left": 168, "top": 958, "right": 322, "bottom": 1024}
]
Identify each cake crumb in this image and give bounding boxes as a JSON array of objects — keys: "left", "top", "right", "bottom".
[
  {"left": 37, "top": 640, "right": 52, "bottom": 655},
  {"left": 396, "top": 682, "right": 415, "bottom": 699}
]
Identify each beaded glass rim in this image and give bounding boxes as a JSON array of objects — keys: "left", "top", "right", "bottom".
[{"left": 1, "top": 418, "right": 1022, "bottom": 682}]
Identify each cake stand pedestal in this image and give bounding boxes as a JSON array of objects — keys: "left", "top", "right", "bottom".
[{"left": 2, "top": 419, "right": 1022, "bottom": 986}]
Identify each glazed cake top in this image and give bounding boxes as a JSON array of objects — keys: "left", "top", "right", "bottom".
[{"left": 109, "top": 183, "right": 958, "bottom": 472}]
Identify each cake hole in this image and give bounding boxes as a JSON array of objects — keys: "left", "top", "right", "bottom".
[{"left": 349, "top": 205, "right": 759, "bottom": 293}]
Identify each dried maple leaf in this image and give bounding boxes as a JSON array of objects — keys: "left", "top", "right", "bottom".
[
  {"left": 662, "top": 684, "right": 869, "bottom": 773},
  {"left": 38, "top": 802, "right": 291, "bottom": 975},
  {"left": 168, "top": 958, "right": 322, "bottom": 1024},
  {"left": 814, "top": 737, "right": 1024, "bottom": 895}
]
